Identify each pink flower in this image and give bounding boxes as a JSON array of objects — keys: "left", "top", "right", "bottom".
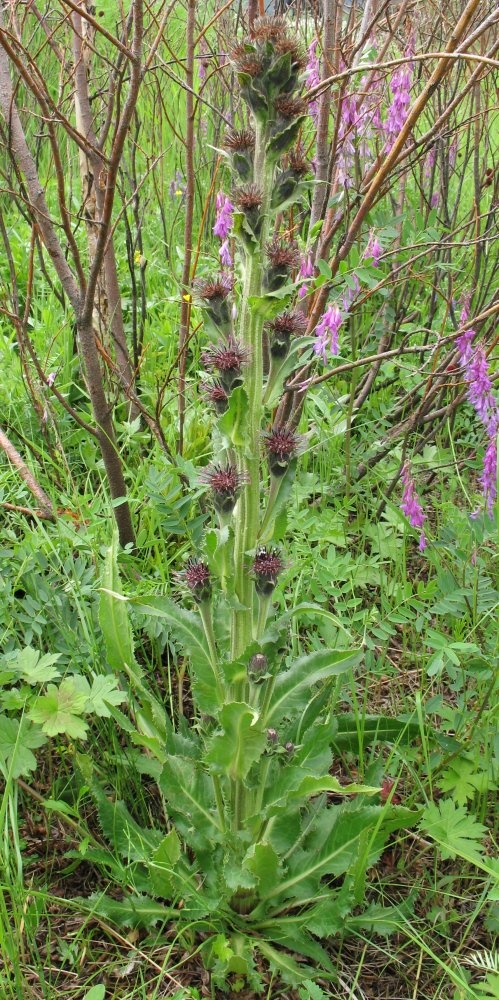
[
  {"left": 213, "top": 193, "right": 234, "bottom": 240},
  {"left": 314, "top": 303, "right": 343, "bottom": 361},
  {"left": 384, "top": 42, "right": 414, "bottom": 149},
  {"left": 306, "top": 39, "right": 320, "bottom": 122},
  {"left": 364, "top": 230, "right": 382, "bottom": 267},
  {"left": 481, "top": 431, "right": 497, "bottom": 516},
  {"left": 219, "top": 238, "right": 232, "bottom": 268},
  {"left": 298, "top": 254, "right": 314, "bottom": 299},
  {"left": 400, "top": 463, "right": 426, "bottom": 550}
]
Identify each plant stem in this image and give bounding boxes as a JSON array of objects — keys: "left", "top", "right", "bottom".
[{"left": 198, "top": 600, "right": 224, "bottom": 702}]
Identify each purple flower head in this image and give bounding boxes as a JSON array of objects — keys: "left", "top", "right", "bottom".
[
  {"left": 424, "top": 145, "right": 436, "bottom": 179},
  {"left": 219, "top": 238, "right": 232, "bottom": 268},
  {"left": 342, "top": 273, "right": 360, "bottom": 314},
  {"left": 298, "top": 253, "right": 313, "bottom": 298},
  {"left": 213, "top": 193, "right": 234, "bottom": 240},
  {"left": 364, "top": 230, "right": 382, "bottom": 267},
  {"left": 481, "top": 432, "right": 497, "bottom": 516},
  {"left": 314, "top": 303, "right": 343, "bottom": 361},
  {"left": 430, "top": 192, "right": 440, "bottom": 208},
  {"left": 456, "top": 293, "right": 475, "bottom": 364},
  {"left": 306, "top": 38, "right": 320, "bottom": 122},
  {"left": 466, "top": 345, "right": 496, "bottom": 430},
  {"left": 384, "top": 42, "right": 413, "bottom": 149},
  {"left": 400, "top": 463, "right": 426, "bottom": 550},
  {"left": 449, "top": 135, "right": 458, "bottom": 167}
]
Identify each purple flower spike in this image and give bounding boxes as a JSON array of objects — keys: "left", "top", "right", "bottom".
[
  {"left": 481, "top": 432, "right": 497, "bottom": 516},
  {"left": 213, "top": 193, "right": 234, "bottom": 240},
  {"left": 384, "top": 42, "right": 413, "bottom": 149},
  {"left": 298, "top": 253, "right": 313, "bottom": 298},
  {"left": 219, "top": 238, "right": 232, "bottom": 268},
  {"left": 314, "top": 303, "right": 343, "bottom": 362},
  {"left": 306, "top": 38, "right": 320, "bottom": 122},
  {"left": 364, "top": 230, "right": 382, "bottom": 267},
  {"left": 456, "top": 294, "right": 475, "bottom": 364},
  {"left": 400, "top": 463, "right": 426, "bottom": 550},
  {"left": 466, "top": 345, "right": 496, "bottom": 430}
]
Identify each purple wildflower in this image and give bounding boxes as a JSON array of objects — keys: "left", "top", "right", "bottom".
[
  {"left": 400, "top": 463, "right": 426, "bottom": 551},
  {"left": 298, "top": 254, "right": 313, "bottom": 298},
  {"left": 481, "top": 431, "right": 497, "bottom": 516},
  {"left": 337, "top": 91, "right": 358, "bottom": 187},
  {"left": 466, "top": 345, "right": 496, "bottom": 430},
  {"left": 424, "top": 145, "right": 436, "bottom": 179},
  {"left": 314, "top": 303, "right": 343, "bottom": 362},
  {"left": 213, "top": 193, "right": 234, "bottom": 240},
  {"left": 384, "top": 44, "right": 413, "bottom": 149},
  {"left": 364, "top": 230, "right": 382, "bottom": 267},
  {"left": 342, "top": 273, "right": 360, "bottom": 314},
  {"left": 219, "top": 238, "right": 232, "bottom": 268},
  {"left": 306, "top": 38, "right": 320, "bottom": 122},
  {"left": 456, "top": 294, "right": 475, "bottom": 364},
  {"left": 449, "top": 135, "right": 458, "bottom": 167}
]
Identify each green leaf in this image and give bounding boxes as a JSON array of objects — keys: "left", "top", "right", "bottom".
[
  {"left": 5, "top": 647, "right": 62, "bottom": 685},
  {"left": 266, "top": 648, "right": 362, "bottom": 724},
  {"left": 29, "top": 677, "right": 89, "bottom": 739},
  {"left": 86, "top": 675, "right": 126, "bottom": 718},
  {"left": 257, "top": 941, "right": 316, "bottom": 986},
  {"left": 82, "top": 987, "right": 106, "bottom": 1000},
  {"left": 420, "top": 800, "right": 487, "bottom": 865},
  {"left": 289, "top": 775, "right": 380, "bottom": 800},
  {"left": 92, "top": 782, "right": 162, "bottom": 861},
  {"left": 132, "top": 597, "right": 218, "bottom": 713},
  {"left": 0, "top": 716, "right": 46, "bottom": 778},
  {"left": 205, "top": 702, "right": 266, "bottom": 780},
  {"left": 217, "top": 385, "right": 248, "bottom": 447},
  {"left": 99, "top": 532, "right": 135, "bottom": 672},
  {"left": 244, "top": 842, "right": 281, "bottom": 896},
  {"left": 332, "top": 714, "right": 420, "bottom": 752},
  {"left": 159, "top": 755, "right": 222, "bottom": 849},
  {"left": 149, "top": 829, "right": 182, "bottom": 897},
  {"left": 76, "top": 892, "right": 174, "bottom": 929}
]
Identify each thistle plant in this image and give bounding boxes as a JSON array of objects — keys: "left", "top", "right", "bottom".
[{"left": 91, "top": 16, "right": 418, "bottom": 987}]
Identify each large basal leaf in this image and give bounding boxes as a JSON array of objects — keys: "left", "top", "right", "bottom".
[
  {"left": 132, "top": 596, "right": 220, "bottom": 714},
  {"left": 205, "top": 702, "right": 266, "bottom": 780},
  {"left": 159, "top": 754, "right": 222, "bottom": 850},
  {"left": 92, "top": 782, "right": 162, "bottom": 862},
  {"left": 243, "top": 842, "right": 281, "bottom": 897},
  {"left": 99, "top": 532, "right": 135, "bottom": 672},
  {"left": 266, "top": 647, "right": 362, "bottom": 725},
  {"left": 149, "top": 829, "right": 182, "bottom": 898},
  {"left": 332, "top": 714, "right": 420, "bottom": 752},
  {"left": 76, "top": 892, "right": 175, "bottom": 929},
  {"left": 267, "top": 803, "right": 410, "bottom": 904}
]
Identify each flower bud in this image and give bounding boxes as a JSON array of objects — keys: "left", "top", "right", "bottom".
[
  {"left": 248, "top": 652, "right": 268, "bottom": 680},
  {"left": 181, "top": 559, "right": 212, "bottom": 604},
  {"left": 252, "top": 547, "right": 284, "bottom": 596},
  {"left": 267, "top": 728, "right": 279, "bottom": 744},
  {"left": 284, "top": 741, "right": 294, "bottom": 755}
]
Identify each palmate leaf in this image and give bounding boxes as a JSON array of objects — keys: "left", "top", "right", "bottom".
[
  {"left": 28, "top": 677, "right": 89, "bottom": 739},
  {"left": 0, "top": 716, "right": 46, "bottom": 778},
  {"left": 420, "top": 799, "right": 487, "bottom": 865},
  {"left": 133, "top": 596, "right": 219, "bottom": 714},
  {"left": 5, "top": 646, "right": 62, "bottom": 685},
  {"left": 205, "top": 702, "right": 266, "bottom": 780},
  {"left": 266, "top": 647, "right": 362, "bottom": 725},
  {"left": 86, "top": 674, "right": 126, "bottom": 717}
]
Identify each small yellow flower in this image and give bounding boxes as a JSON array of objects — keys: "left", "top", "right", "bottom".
[
  {"left": 183, "top": 293, "right": 191, "bottom": 302},
  {"left": 176, "top": 189, "right": 183, "bottom": 197},
  {"left": 134, "top": 250, "right": 141, "bottom": 264}
]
